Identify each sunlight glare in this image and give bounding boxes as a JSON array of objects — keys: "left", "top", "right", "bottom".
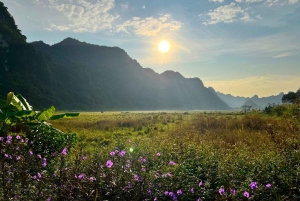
[{"left": 158, "top": 40, "right": 170, "bottom": 53}]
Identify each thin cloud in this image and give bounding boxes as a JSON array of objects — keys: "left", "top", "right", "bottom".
[
  {"left": 236, "top": 0, "right": 298, "bottom": 5},
  {"left": 33, "top": 0, "right": 116, "bottom": 33},
  {"left": 116, "top": 14, "right": 182, "bottom": 36},
  {"left": 209, "top": 0, "right": 224, "bottom": 3},
  {"left": 202, "top": 3, "right": 252, "bottom": 25},
  {"left": 272, "top": 52, "right": 295, "bottom": 58}
]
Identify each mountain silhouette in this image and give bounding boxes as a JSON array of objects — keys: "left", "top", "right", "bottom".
[{"left": 0, "top": 2, "right": 229, "bottom": 110}]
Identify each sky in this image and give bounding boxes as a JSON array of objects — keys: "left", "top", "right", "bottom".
[{"left": 2, "top": 0, "right": 300, "bottom": 97}]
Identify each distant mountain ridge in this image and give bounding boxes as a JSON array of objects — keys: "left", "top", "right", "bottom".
[
  {"left": 208, "top": 87, "right": 283, "bottom": 109},
  {"left": 31, "top": 38, "right": 229, "bottom": 110},
  {"left": 0, "top": 2, "right": 229, "bottom": 110}
]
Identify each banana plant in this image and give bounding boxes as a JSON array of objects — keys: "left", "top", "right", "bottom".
[{"left": 0, "top": 92, "right": 79, "bottom": 136}]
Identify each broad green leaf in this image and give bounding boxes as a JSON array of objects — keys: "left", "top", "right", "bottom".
[
  {"left": 65, "top": 113, "right": 80, "bottom": 117},
  {"left": 48, "top": 114, "right": 66, "bottom": 120},
  {"left": 10, "top": 110, "right": 36, "bottom": 118},
  {"left": 37, "top": 106, "right": 55, "bottom": 121},
  {"left": 10, "top": 94, "right": 26, "bottom": 111},
  {"left": 16, "top": 94, "right": 33, "bottom": 110},
  {"left": 6, "top": 92, "right": 14, "bottom": 106},
  {"left": 49, "top": 113, "right": 79, "bottom": 120}
]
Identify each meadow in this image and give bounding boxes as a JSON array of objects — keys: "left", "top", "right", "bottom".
[{"left": 1, "top": 104, "right": 300, "bottom": 200}]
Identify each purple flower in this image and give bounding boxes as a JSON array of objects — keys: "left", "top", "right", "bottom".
[
  {"left": 16, "top": 135, "right": 21, "bottom": 139},
  {"left": 32, "top": 175, "right": 37, "bottom": 180},
  {"left": 177, "top": 189, "right": 182, "bottom": 195},
  {"left": 199, "top": 181, "right": 203, "bottom": 186},
  {"left": 53, "top": 152, "right": 57, "bottom": 156},
  {"left": 110, "top": 151, "right": 115, "bottom": 156},
  {"left": 47, "top": 197, "right": 51, "bottom": 201},
  {"left": 29, "top": 151, "right": 33, "bottom": 155},
  {"left": 141, "top": 168, "right": 146, "bottom": 172},
  {"left": 7, "top": 136, "right": 12, "bottom": 141},
  {"left": 156, "top": 152, "right": 161, "bottom": 156},
  {"left": 78, "top": 174, "right": 85, "bottom": 179},
  {"left": 219, "top": 188, "right": 225, "bottom": 195},
  {"left": 37, "top": 173, "right": 42, "bottom": 178},
  {"left": 134, "top": 174, "right": 139, "bottom": 181},
  {"left": 197, "top": 198, "right": 201, "bottom": 201},
  {"left": 250, "top": 182, "right": 257, "bottom": 189},
  {"left": 230, "top": 188, "right": 236, "bottom": 195},
  {"left": 120, "top": 150, "right": 126, "bottom": 157},
  {"left": 81, "top": 156, "right": 86, "bottom": 160},
  {"left": 106, "top": 160, "right": 113, "bottom": 168},
  {"left": 164, "top": 191, "right": 169, "bottom": 196},
  {"left": 16, "top": 156, "right": 21, "bottom": 161},
  {"left": 61, "top": 148, "right": 67, "bottom": 155},
  {"left": 126, "top": 163, "right": 130, "bottom": 168},
  {"left": 266, "top": 183, "right": 271, "bottom": 188},
  {"left": 89, "top": 177, "right": 95, "bottom": 181},
  {"left": 37, "top": 154, "right": 42, "bottom": 159},
  {"left": 52, "top": 174, "right": 56, "bottom": 177},
  {"left": 167, "top": 172, "right": 172, "bottom": 177},
  {"left": 169, "top": 161, "right": 175, "bottom": 166},
  {"left": 169, "top": 192, "right": 174, "bottom": 196},
  {"left": 0, "top": 137, "right": 3, "bottom": 141},
  {"left": 4, "top": 154, "right": 9, "bottom": 158},
  {"left": 190, "top": 188, "right": 194, "bottom": 193},
  {"left": 244, "top": 191, "right": 250, "bottom": 198},
  {"left": 42, "top": 161, "right": 47, "bottom": 167},
  {"left": 154, "top": 198, "right": 157, "bottom": 201}
]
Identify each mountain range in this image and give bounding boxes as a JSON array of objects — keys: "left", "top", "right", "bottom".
[
  {"left": 0, "top": 2, "right": 283, "bottom": 111},
  {"left": 208, "top": 87, "right": 284, "bottom": 109},
  {"left": 0, "top": 2, "right": 230, "bottom": 110}
]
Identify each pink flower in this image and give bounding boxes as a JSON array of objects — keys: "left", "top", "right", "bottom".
[
  {"left": 266, "top": 183, "right": 271, "bottom": 188},
  {"left": 120, "top": 150, "right": 126, "bottom": 157},
  {"left": 61, "top": 148, "right": 67, "bottom": 155},
  {"left": 244, "top": 191, "right": 249, "bottom": 198},
  {"left": 78, "top": 174, "right": 85, "bottom": 179},
  {"left": 134, "top": 174, "right": 139, "bottom": 181},
  {"left": 177, "top": 189, "right": 182, "bottom": 195},
  {"left": 106, "top": 160, "right": 113, "bottom": 168},
  {"left": 169, "top": 161, "right": 175, "bottom": 166},
  {"left": 156, "top": 152, "right": 161, "bottom": 156}
]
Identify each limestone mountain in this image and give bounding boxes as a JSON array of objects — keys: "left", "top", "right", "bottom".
[{"left": 0, "top": 2, "right": 229, "bottom": 110}]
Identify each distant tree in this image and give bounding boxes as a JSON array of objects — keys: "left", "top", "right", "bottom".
[
  {"left": 282, "top": 90, "right": 300, "bottom": 104},
  {"left": 241, "top": 105, "right": 252, "bottom": 114}
]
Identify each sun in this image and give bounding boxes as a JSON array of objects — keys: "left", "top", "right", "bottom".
[{"left": 158, "top": 40, "right": 170, "bottom": 53}]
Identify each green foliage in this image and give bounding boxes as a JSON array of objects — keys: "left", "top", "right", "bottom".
[
  {"left": 0, "top": 92, "right": 79, "bottom": 155},
  {"left": 282, "top": 89, "right": 300, "bottom": 104}
]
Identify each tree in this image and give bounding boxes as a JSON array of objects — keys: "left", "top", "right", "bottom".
[
  {"left": 282, "top": 90, "right": 300, "bottom": 104},
  {"left": 241, "top": 105, "right": 252, "bottom": 114}
]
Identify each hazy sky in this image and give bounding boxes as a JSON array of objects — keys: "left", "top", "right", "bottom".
[{"left": 3, "top": 0, "right": 300, "bottom": 97}]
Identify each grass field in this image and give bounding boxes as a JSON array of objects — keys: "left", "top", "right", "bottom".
[
  {"left": 1, "top": 110, "right": 299, "bottom": 200},
  {"left": 48, "top": 111, "right": 300, "bottom": 200}
]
